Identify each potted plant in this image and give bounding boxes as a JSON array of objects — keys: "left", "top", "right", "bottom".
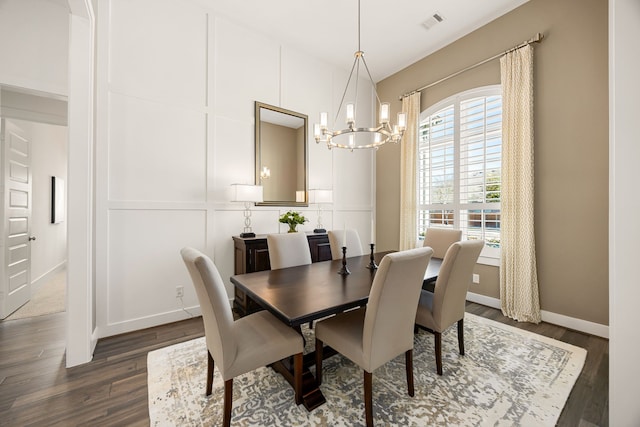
[{"left": 279, "top": 211, "right": 308, "bottom": 233}]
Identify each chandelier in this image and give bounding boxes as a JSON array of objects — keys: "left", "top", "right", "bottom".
[{"left": 314, "top": 0, "right": 406, "bottom": 150}]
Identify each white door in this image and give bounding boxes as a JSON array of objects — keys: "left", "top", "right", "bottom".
[{"left": 1, "top": 119, "right": 33, "bottom": 319}]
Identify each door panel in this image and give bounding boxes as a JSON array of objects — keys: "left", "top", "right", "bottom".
[
  {"left": 1, "top": 119, "right": 32, "bottom": 318},
  {"left": 8, "top": 217, "right": 28, "bottom": 235},
  {"left": 10, "top": 189, "right": 28, "bottom": 207}
]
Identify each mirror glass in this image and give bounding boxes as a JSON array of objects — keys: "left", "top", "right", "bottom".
[{"left": 255, "top": 102, "right": 308, "bottom": 206}]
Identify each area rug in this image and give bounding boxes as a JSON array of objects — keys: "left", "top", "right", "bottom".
[{"left": 147, "top": 313, "right": 586, "bottom": 426}]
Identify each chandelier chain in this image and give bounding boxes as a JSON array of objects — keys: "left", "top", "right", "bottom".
[{"left": 357, "top": 0, "right": 361, "bottom": 52}]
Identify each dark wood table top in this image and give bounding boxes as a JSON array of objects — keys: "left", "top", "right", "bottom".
[{"left": 230, "top": 252, "right": 442, "bottom": 327}]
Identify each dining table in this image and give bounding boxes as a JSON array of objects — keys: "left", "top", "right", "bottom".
[{"left": 230, "top": 251, "right": 442, "bottom": 410}]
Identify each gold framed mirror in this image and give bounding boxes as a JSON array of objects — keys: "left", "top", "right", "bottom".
[{"left": 255, "top": 101, "right": 308, "bottom": 206}]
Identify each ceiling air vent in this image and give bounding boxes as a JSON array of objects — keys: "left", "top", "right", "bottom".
[{"left": 422, "top": 12, "right": 444, "bottom": 31}]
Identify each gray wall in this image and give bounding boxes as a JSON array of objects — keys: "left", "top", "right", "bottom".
[{"left": 376, "top": 0, "right": 608, "bottom": 326}]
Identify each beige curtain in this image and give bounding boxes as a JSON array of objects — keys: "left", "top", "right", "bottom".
[
  {"left": 499, "top": 45, "right": 541, "bottom": 323},
  {"left": 399, "top": 92, "right": 421, "bottom": 250}
]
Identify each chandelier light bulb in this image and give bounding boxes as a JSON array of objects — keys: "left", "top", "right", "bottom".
[
  {"left": 320, "top": 112, "right": 328, "bottom": 129},
  {"left": 397, "top": 112, "right": 407, "bottom": 131},
  {"left": 380, "top": 103, "right": 390, "bottom": 124},
  {"left": 346, "top": 103, "right": 356, "bottom": 125}
]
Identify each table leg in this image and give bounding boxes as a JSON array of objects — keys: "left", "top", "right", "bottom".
[{"left": 269, "top": 345, "right": 338, "bottom": 411}]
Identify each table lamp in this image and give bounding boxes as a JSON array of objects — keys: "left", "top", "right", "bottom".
[
  {"left": 231, "top": 184, "right": 263, "bottom": 238},
  {"left": 309, "top": 189, "right": 333, "bottom": 233}
]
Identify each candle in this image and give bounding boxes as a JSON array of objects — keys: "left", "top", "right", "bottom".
[
  {"left": 371, "top": 219, "right": 375, "bottom": 244},
  {"left": 343, "top": 222, "right": 347, "bottom": 248}
]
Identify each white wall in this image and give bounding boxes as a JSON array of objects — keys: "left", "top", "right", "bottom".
[
  {"left": 609, "top": 0, "right": 640, "bottom": 424},
  {"left": 94, "top": 0, "right": 376, "bottom": 337},
  {"left": 12, "top": 119, "right": 68, "bottom": 291},
  {"left": 0, "top": 0, "right": 69, "bottom": 96}
]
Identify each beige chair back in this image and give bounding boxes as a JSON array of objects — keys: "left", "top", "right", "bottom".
[
  {"left": 327, "top": 229, "right": 365, "bottom": 260},
  {"left": 431, "top": 240, "right": 484, "bottom": 331},
  {"left": 423, "top": 228, "right": 462, "bottom": 259},
  {"left": 362, "top": 247, "right": 433, "bottom": 371},
  {"left": 267, "top": 232, "right": 312, "bottom": 269},
  {"left": 180, "top": 247, "right": 236, "bottom": 376}
]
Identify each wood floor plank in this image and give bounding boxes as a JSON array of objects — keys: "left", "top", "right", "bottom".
[{"left": 0, "top": 303, "right": 607, "bottom": 426}]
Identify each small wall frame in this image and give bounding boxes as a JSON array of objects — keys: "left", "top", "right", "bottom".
[{"left": 51, "top": 176, "right": 65, "bottom": 224}]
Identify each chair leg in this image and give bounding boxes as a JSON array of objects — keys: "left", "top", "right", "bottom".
[
  {"left": 435, "top": 331, "right": 443, "bottom": 376},
  {"left": 457, "top": 318, "right": 465, "bottom": 355},
  {"left": 364, "top": 371, "right": 373, "bottom": 427},
  {"left": 405, "top": 349, "right": 415, "bottom": 397},
  {"left": 223, "top": 379, "right": 233, "bottom": 427},
  {"left": 293, "top": 352, "right": 303, "bottom": 405},
  {"left": 315, "top": 338, "right": 324, "bottom": 385},
  {"left": 206, "top": 351, "right": 214, "bottom": 396}
]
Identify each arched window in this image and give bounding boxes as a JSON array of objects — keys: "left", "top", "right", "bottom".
[{"left": 417, "top": 86, "right": 501, "bottom": 262}]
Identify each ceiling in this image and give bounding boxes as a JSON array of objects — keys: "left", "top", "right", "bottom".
[{"left": 200, "top": 0, "right": 529, "bottom": 82}]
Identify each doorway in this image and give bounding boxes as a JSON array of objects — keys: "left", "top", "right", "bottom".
[{"left": 0, "top": 94, "right": 68, "bottom": 321}]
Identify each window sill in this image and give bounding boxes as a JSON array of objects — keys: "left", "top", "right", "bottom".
[{"left": 478, "top": 255, "right": 500, "bottom": 267}]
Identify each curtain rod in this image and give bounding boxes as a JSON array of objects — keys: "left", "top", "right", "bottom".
[{"left": 399, "top": 32, "right": 544, "bottom": 100}]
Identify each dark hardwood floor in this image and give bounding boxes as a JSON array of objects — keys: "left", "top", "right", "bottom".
[{"left": 0, "top": 302, "right": 608, "bottom": 426}]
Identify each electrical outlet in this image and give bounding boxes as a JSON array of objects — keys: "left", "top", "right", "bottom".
[
  {"left": 472, "top": 274, "right": 480, "bottom": 284},
  {"left": 176, "top": 285, "right": 184, "bottom": 298}
]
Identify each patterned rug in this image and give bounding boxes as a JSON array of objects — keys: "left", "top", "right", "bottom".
[{"left": 147, "top": 313, "right": 586, "bottom": 426}]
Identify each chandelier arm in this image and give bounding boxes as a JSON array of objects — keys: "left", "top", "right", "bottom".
[
  {"left": 354, "top": 58, "right": 360, "bottom": 117},
  {"left": 359, "top": 55, "right": 383, "bottom": 106},
  {"left": 335, "top": 55, "right": 361, "bottom": 124}
]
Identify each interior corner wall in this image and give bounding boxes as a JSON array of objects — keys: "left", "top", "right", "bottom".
[
  {"left": 94, "top": 0, "right": 375, "bottom": 338},
  {"left": 376, "top": 0, "right": 609, "bottom": 327}
]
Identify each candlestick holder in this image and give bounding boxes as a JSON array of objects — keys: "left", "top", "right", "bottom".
[
  {"left": 367, "top": 243, "right": 378, "bottom": 270},
  {"left": 338, "top": 246, "right": 351, "bottom": 275}
]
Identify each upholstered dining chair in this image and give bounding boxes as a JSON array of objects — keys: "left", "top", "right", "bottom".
[
  {"left": 180, "top": 247, "right": 303, "bottom": 427},
  {"left": 327, "top": 228, "right": 365, "bottom": 260},
  {"left": 267, "top": 232, "right": 312, "bottom": 270},
  {"left": 315, "top": 247, "right": 433, "bottom": 427},
  {"left": 415, "top": 239, "right": 484, "bottom": 375},
  {"left": 422, "top": 227, "right": 462, "bottom": 259}
]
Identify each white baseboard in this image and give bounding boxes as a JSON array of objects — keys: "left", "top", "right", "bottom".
[
  {"left": 31, "top": 261, "right": 67, "bottom": 295},
  {"left": 466, "top": 292, "right": 609, "bottom": 339},
  {"left": 466, "top": 292, "right": 501, "bottom": 309},
  {"left": 540, "top": 309, "right": 609, "bottom": 339},
  {"left": 97, "top": 306, "right": 202, "bottom": 338},
  {"left": 96, "top": 294, "right": 609, "bottom": 342},
  {"left": 96, "top": 300, "right": 238, "bottom": 340}
]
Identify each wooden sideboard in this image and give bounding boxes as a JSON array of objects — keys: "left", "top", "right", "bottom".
[{"left": 232, "top": 232, "right": 332, "bottom": 315}]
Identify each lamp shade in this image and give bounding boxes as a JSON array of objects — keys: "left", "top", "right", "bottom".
[
  {"left": 231, "top": 184, "right": 263, "bottom": 203},
  {"left": 308, "top": 189, "right": 333, "bottom": 204}
]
